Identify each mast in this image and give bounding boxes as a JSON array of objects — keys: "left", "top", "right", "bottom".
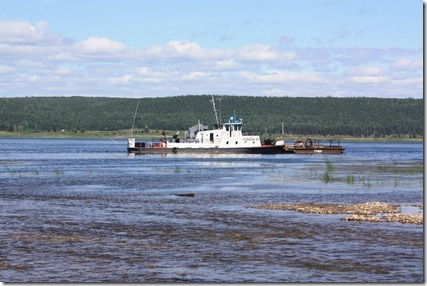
[
  {"left": 130, "top": 100, "right": 140, "bottom": 138},
  {"left": 281, "top": 122, "right": 284, "bottom": 140},
  {"left": 210, "top": 96, "right": 219, "bottom": 127},
  {"left": 218, "top": 97, "right": 222, "bottom": 126}
]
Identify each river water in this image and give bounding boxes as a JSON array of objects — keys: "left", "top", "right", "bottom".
[{"left": 0, "top": 138, "right": 423, "bottom": 282}]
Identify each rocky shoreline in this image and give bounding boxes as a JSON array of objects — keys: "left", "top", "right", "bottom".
[{"left": 251, "top": 202, "right": 423, "bottom": 225}]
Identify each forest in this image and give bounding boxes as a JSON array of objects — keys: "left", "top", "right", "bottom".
[{"left": 0, "top": 95, "right": 423, "bottom": 138}]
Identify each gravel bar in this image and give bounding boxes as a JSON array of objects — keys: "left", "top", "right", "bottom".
[{"left": 251, "top": 202, "right": 423, "bottom": 225}]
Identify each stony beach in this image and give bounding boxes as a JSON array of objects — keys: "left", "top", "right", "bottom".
[{"left": 251, "top": 202, "right": 423, "bottom": 225}]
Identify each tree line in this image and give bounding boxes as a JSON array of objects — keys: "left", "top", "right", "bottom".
[{"left": 0, "top": 95, "right": 423, "bottom": 138}]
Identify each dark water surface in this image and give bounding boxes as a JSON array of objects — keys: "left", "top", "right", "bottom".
[{"left": 0, "top": 138, "right": 423, "bottom": 282}]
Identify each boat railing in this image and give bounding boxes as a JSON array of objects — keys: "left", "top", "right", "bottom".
[{"left": 295, "top": 138, "right": 342, "bottom": 148}]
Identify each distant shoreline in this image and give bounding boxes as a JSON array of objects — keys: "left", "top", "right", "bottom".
[{"left": 0, "top": 130, "right": 422, "bottom": 143}]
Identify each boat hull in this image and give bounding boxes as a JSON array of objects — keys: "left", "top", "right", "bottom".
[
  {"left": 127, "top": 145, "right": 284, "bottom": 155},
  {"left": 282, "top": 146, "right": 345, "bottom": 154},
  {"left": 292, "top": 147, "right": 345, "bottom": 154}
]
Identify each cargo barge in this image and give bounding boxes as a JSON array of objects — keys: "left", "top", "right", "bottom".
[{"left": 282, "top": 138, "right": 345, "bottom": 154}]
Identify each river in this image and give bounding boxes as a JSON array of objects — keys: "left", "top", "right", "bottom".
[{"left": 0, "top": 138, "right": 423, "bottom": 282}]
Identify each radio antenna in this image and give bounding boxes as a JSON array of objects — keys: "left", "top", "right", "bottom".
[
  {"left": 130, "top": 100, "right": 140, "bottom": 137},
  {"left": 210, "top": 96, "right": 219, "bottom": 127}
]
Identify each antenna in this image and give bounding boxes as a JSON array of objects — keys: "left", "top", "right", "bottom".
[
  {"left": 218, "top": 97, "right": 222, "bottom": 125},
  {"left": 210, "top": 96, "right": 219, "bottom": 127},
  {"left": 130, "top": 100, "right": 140, "bottom": 138},
  {"left": 282, "top": 122, "right": 284, "bottom": 140}
]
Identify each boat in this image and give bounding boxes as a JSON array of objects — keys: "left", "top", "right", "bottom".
[
  {"left": 127, "top": 97, "right": 285, "bottom": 155},
  {"left": 282, "top": 138, "right": 345, "bottom": 154}
]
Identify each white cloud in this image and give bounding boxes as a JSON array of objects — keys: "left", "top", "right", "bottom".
[
  {"left": 260, "top": 88, "right": 287, "bottom": 96},
  {"left": 240, "top": 70, "right": 324, "bottom": 84},
  {"left": 0, "top": 21, "right": 51, "bottom": 44},
  {"left": 346, "top": 66, "right": 383, "bottom": 76},
  {"left": 54, "top": 66, "right": 74, "bottom": 75},
  {"left": 391, "top": 58, "right": 423, "bottom": 70},
  {"left": 28, "top": 75, "right": 41, "bottom": 83},
  {"left": 145, "top": 40, "right": 230, "bottom": 61},
  {"left": 167, "top": 40, "right": 203, "bottom": 56},
  {"left": 348, "top": 75, "right": 388, "bottom": 84},
  {"left": 215, "top": 59, "right": 238, "bottom": 70},
  {"left": 73, "top": 37, "right": 128, "bottom": 54},
  {"left": 237, "top": 44, "right": 296, "bottom": 62},
  {"left": 135, "top": 67, "right": 169, "bottom": 83},
  {"left": 182, "top": 71, "right": 213, "bottom": 81},
  {"left": 0, "top": 65, "right": 16, "bottom": 73},
  {"left": 109, "top": 75, "right": 132, "bottom": 84},
  {"left": 0, "top": 20, "right": 422, "bottom": 98}
]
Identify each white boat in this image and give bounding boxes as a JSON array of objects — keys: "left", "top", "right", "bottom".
[{"left": 127, "top": 97, "right": 285, "bottom": 154}]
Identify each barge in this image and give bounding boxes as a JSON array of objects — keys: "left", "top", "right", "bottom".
[{"left": 282, "top": 138, "right": 345, "bottom": 154}]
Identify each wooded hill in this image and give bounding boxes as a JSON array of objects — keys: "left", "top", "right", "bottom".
[{"left": 0, "top": 95, "right": 423, "bottom": 138}]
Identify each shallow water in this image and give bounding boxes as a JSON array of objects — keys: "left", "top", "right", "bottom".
[{"left": 0, "top": 138, "right": 423, "bottom": 282}]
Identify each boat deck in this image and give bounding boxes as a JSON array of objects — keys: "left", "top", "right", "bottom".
[{"left": 282, "top": 139, "right": 345, "bottom": 154}]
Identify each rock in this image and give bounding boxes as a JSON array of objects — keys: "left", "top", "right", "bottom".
[
  {"left": 174, "top": 193, "right": 195, "bottom": 197},
  {"left": 251, "top": 202, "right": 423, "bottom": 225}
]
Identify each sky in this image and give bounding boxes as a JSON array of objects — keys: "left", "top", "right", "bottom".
[{"left": 0, "top": 0, "right": 423, "bottom": 98}]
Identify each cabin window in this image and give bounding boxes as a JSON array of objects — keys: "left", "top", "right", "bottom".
[
  {"left": 235, "top": 141, "right": 238, "bottom": 145},
  {"left": 226, "top": 141, "right": 229, "bottom": 145},
  {"left": 210, "top": 133, "right": 214, "bottom": 143}
]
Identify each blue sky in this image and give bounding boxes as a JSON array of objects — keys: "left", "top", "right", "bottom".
[{"left": 0, "top": 0, "right": 423, "bottom": 98}]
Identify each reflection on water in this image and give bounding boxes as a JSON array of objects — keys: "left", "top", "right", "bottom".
[{"left": 0, "top": 139, "right": 423, "bottom": 282}]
